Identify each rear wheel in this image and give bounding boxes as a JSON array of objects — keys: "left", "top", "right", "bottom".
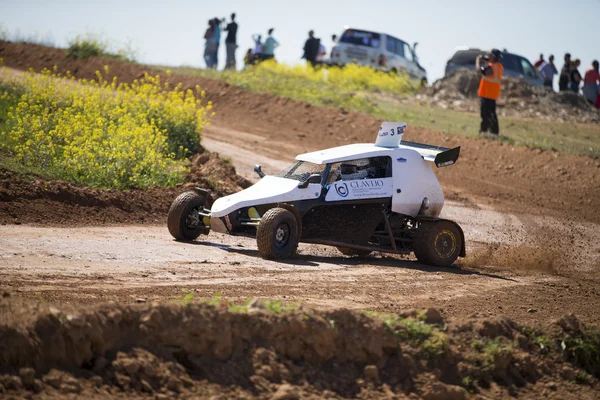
[
  {"left": 413, "top": 220, "right": 462, "bottom": 267},
  {"left": 336, "top": 247, "right": 372, "bottom": 257},
  {"left": 167, "top": 191, "right": 208, "bottom": 241},
  {"left": 256, "top": 208, "right": 299, "bottom": 259}
]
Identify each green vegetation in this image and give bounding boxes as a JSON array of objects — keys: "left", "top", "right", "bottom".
[
  {"left": 164, "top": 63, "right": 600, "bottom": 158},
  {"left": 561, "top": 326, "right": 600, "bottom": 378},
  {"left": 0, "top": 68, "right": 210, "bottom": 189},
  {"left": 364, "top": 310, "right": 448, "bottom": 361},
  {"left": 67, "top": 34, "right": 138, "bottom": 62},
  {"left": 471, "top": 337, "right": 514, "bottom": 373}
]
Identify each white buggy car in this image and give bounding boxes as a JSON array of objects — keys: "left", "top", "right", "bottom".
[{"left": 167, "top": 122, "right": 465, "bottom": 267}]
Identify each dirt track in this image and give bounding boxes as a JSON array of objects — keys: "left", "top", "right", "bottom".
[{"left": 2, "top": 123, "right": 600, "bottom": 327}]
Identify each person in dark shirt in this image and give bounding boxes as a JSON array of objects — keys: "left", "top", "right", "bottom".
[
  {"left": 224, "top": 13, "right": 238, "bottom": 70},
  {"left": 569, "top": 59, "right": 582, "bottom": 93},
  {"left": 302, "top": 30, "right": 320, "bottom": 67},
  {"left": 558, "top": 53, "right": 571, "bottom": 92}
]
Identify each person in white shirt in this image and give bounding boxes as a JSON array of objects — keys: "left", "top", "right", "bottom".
[
  {"left": 251, "top": 34, "right": 263, "bottom": 63},
  {"left": 538, "top": 54, "right": 558, "bottom": 90}
]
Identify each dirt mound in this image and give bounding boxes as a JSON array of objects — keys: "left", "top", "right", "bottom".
[
  {"left": 0, "top": 152, "right": 250, "bottom": 226},
  {"left": 0, "top": 298, "right": 598, "bottom": 399},
  {"left": 421, "top": 69, "right": 599, "bottom": 123}
]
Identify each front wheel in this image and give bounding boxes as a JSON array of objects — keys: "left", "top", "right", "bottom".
[
  {"left": 256, "top": 208, "right": 299, "bottom": 259},
  {"left": 167, "top": 191, "right": 208, "bottom": 241},
  {"left": 413, "top": 220, "right": 462, "bottom": 267}
]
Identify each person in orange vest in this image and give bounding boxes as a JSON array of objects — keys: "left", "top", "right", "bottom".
[{"left": 476, "top": 49, "right": 504, "bottom": 135}]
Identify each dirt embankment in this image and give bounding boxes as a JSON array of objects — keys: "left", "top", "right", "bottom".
[
  {"left": 1, "top": 40, "right": 600, "bottom": 225},
  {"left": 0, "top": 298, "right": 598, "bottom": 399},
  {"left": 420, "top": 69, "right": 600, "bottom": 124},
  {"left": 0, "top": 153, "right": 250, "bottom": 226}
]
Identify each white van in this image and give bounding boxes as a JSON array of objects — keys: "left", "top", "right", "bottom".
[{"left": 330, "top": 28, "right": 427, "bottom": 84}]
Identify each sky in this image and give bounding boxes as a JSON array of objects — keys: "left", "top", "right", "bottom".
[{"left": 1, "top": 0, "right": 599, "bottom": 82}]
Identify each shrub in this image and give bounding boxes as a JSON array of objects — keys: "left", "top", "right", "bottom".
[
  {"left": 66, "top": 34, "right": 137, "bottom": 62},
  {"left": 0, "top": 67, "right": 211, "bottom": 189}
]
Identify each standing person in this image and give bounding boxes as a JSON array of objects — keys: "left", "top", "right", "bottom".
[
  {"left": 316, "top": 43, "right": 326, "bottom": 64},
  {"left": 262, "top": 28, "right": 279, "bottom": 61},
  {"left": 212, "top": 18, "right": 222, "bottom": 68},
  {"left": 538, "top": 54, "right": 558, "bottom": 89},
  {"left": 559, "top": 53, "right": 571, "bottom": 92},
  {"left": 570, "top": 59, "right": 582, "bottom": 93},
  {"left": 203, "top": 19, "right": 216, "bottom": 69},
  {"left": 476, "top": 49, "right": 504, "bottom": 135},
  {"left": 534, "top": 53, "right": 545, "bottom": 70},
  {"left": 302, "top": 30, "right": 321, "bottom": 67},
  {"left": 224, "top": 13, "right": 238, "bottom": 70},
  {"left": 582, "top": 60, "right": 600, "bottom": 105},
  {"left": 251, "top": 34, "right": 263, "bottom": 63}
]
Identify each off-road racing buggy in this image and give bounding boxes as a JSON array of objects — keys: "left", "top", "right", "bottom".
[{"left": 167, "top": 122, "right": 465, "bottom": 267}]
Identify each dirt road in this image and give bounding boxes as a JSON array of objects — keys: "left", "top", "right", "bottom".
[{"left": 2, "top": 123, "right": 599, "bottom": 327}]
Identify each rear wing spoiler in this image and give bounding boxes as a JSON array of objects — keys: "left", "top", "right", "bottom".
[{"left": 398, "top": 141, "right": 461, "bottom": 168}]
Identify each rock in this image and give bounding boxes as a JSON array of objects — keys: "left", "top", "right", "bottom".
[
  {"left": 560, "top": 366, "right": 576, "bottom": 381},
  {"left": 136, "top": 298, "right": 146, "bottom": 303},
  {"left": 363, "top": 365, "right": 379, "bottom": 381},
  {"left": 422, "top": 382, "right": 467, "bottom": 400},
  {"left": 43, "top": 369, "right": 81, "bottom": 394},
  {"left": 19, "top": 368, "right": 35, "bottom": 387},
  {"left": 272, "top": 383, "right": 300, "bottom": 400},
  {"left": 424, "top": 308, "right": 444, "bottom": 324},
  {"left": 248, "top": 298, "right": 267, "bottom": 312}
]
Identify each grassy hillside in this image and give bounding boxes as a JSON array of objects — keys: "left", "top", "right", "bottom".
[{"left": 164, "top": 63, "right": 600, "bottom": 158}]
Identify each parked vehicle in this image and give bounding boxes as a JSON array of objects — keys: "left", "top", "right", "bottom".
[
  {"left": 329, "top": 28, "right": 427, "bottom": 85},
  {"left": 445, "top": 47, "right": 543, "bottom": 86},
  {"left": 167, "top": 122, "right": 465, "bottom": 267}
]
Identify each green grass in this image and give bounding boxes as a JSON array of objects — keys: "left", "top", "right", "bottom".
[
  {"left": 67, "top": 34, "right": 138, "bottom": 62},
  {"left": 363, "top": 310, "right": 448, "bottom": 361},
  {"left": 162, "top": 64, "right": 600, "bottom": 158}
]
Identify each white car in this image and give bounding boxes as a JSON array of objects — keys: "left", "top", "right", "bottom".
[
  {"left": 330, "top": 28, "right": 427, "bottom": 85},
  {"left": 167, "top": 122, "right": 464, "bottom": 267}
]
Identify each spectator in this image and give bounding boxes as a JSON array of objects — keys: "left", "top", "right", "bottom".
[
  {"left": 570, "top": 59, "right": 582, "bottom": 93},
  {"left": 302, "top": 30, "right": 321, "bottom": 67},
  {"left": 251, "top": 34, "right": 263, "bottom": 63},
  {"left": 476, "top": 49, "right": 504, "bottom": 135},
  {"left": 243, "top": 48, "right": 253, "bottom": 68},
  {"left": 262, "top": 28, "right": 279, "bottom": 61},
  {"left": 212, "top": 18, "right": 222, "bottom": 68},
  {"left": 316, "top": 42, "right": 326, "bottom": 64},
  {"left": 582, "top": 60, "right": 600, "bottom": 105},
  {"left": 203, "top": 19, "right": 217, "bottom": 69},
  {"left": 224, "top": 13, "right": 238, "bottom": 70},
  {"left": 559, "top": 53, "right": 571, "bottom": 91},
  {"left": 538, "top": 54, "right": 558, "bottom": 89},
  {"left": 534, "top": 53, "right": 544, "bottom": 70}
]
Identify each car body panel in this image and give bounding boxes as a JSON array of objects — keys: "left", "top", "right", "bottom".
[{"left": 210, "top": 176, "right": 322, "bottom": 218}]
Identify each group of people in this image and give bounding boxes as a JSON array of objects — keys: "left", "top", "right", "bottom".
[
  {"left": 203, "top": 13, "right": 238, "bottom": 69},
  {"left": 204, "top": 14, "right": 329, "bottom": 70},
  {"left": 478, "top": 49, "right": 599, "bottom": 137},
  {"left": 534, "top": 53, "right": 600, "bottom": 107},
  {"left": 244, "top": 29, "right": 329, "bottom": 68},
  {"left": 245, "top": 28, "right": 280, "bottom": 65}
]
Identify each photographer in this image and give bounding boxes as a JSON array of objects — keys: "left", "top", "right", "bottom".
[{"left": 476, "top": 49, "right": 504, "bottom": 135}]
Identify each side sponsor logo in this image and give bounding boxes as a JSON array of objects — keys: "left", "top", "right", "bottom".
[
  {"left": 334, "top": 182, "right": 349, "bottom": 197},
  {"left": 398, "top": 125, "right": 406, "bottom": 134}
]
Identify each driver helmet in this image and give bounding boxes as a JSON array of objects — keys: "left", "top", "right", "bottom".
[{"left": 340, "top": 159, "right": 370, "bottom": 180}]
